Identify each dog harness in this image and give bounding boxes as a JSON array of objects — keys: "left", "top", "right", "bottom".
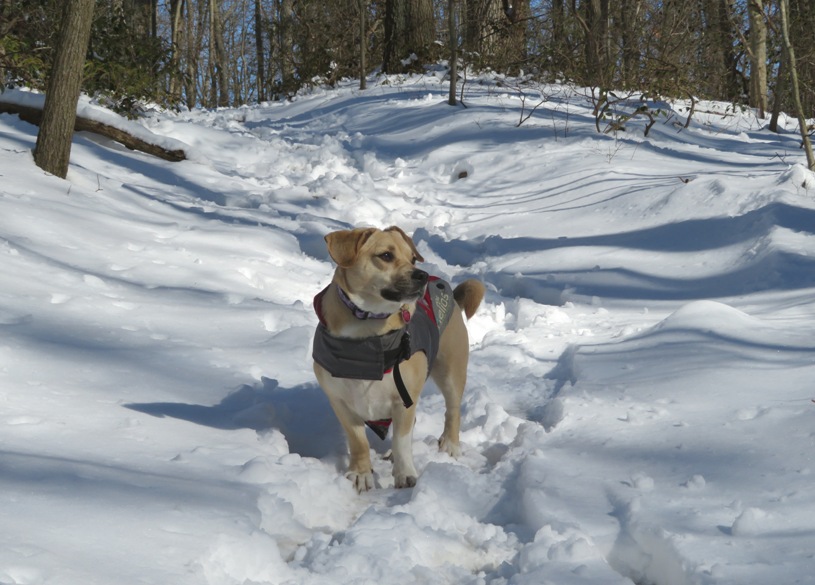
[{"left": 313, "top": 277, "right": 455, "bottom": 439}]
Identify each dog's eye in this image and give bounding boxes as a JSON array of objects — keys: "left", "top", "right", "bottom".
[
  {"left": 378, "top": 252, "right": 395, "bottom": 262},
  {"left": 411, "top": 256, "right": 418, "bottom": 265}
]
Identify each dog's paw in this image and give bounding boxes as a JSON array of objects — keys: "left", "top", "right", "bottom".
[
  {"left": 438, "top": 436, "right": 461, "bottom": 459},
  {"left": 394, "top": 474, "right": 417, "bottom": 489},
  {"left": 346, "top": 470, "right": 375, "bottom": 492}
]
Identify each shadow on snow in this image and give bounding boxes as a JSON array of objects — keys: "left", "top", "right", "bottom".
[{"left": 125, "top": 378, "right": 345, "bottom": 461}]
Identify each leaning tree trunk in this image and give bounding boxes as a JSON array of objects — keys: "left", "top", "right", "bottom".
[
  {"left": 779, "top": 0, "right": 815, "bottom": 169},
  {"left": 34, "top": 0, "right": 95, "bottom": 179}
]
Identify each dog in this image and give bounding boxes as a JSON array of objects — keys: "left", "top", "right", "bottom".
[{"left": 312, "top": 226, "right": 485, "bottom": 491}]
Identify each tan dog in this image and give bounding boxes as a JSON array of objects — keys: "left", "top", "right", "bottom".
[{"left": 312, "top": 226, "right": 484, "bottom": 491}]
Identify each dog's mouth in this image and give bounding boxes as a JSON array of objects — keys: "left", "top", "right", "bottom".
[{"left": 380, "top": 269, "right": 428, "bottom": 303}]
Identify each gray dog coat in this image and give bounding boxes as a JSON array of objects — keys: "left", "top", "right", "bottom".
[{"left": 313, "top": 277, "right": 455, "bottom": 438}]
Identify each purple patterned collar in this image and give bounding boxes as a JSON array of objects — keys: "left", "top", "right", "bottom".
[{"left": 336, "top": 286, "right": 393, "bottom": 320}]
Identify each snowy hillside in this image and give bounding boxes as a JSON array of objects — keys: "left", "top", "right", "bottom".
[{"left": 1, "top": 74, "right": 814, "bottom": 585}]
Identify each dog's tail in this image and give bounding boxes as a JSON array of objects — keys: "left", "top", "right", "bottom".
[{"left": 453, "top": 279, "right": 486, "bottom": 320}]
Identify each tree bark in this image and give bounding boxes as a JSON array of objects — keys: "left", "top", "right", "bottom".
[
  {"left": 448, "top": 0, "right": 457, "bottom": 106},
  {"left": 619, "top": 0, "right": 641, "bottom": 88},
  {"left": 209, "top": 0, "right": 230, "bottom": 107},
  {"left": 383, "top": 0, "right": 434, "bottom": 73},
  {"left": 779, "top": 0, "right": 815, "bottom": 169},
  {"left": 769, "top": 52, "right": 786, "bottom": 133},
  {"left": 279, "top": 0, "right": 294, "bottom": 93},
  {"left": 33, "top": 0, "right": 95, "bottom": 179},
  {"left": 359, "top": 0, "right": 367, "bottom": 90},
  {"left": 255, "top": 0, "right": 266, "bottom": 101},
  {"left": 464, "top": 0, "right": 502, "bottom": 60},
  {"left": 169, "top": 0, "right": 185, "bottom": 102},
  {"left": 748, "top": 0, "right": 768, "bottom": 117},
  {"left": 583, "top": 0, "right": 608, "bottom": 86}
]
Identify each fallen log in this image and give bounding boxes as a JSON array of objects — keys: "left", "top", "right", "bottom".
[{"left": 0, "top": 101, "right": 186, "bottom": 162}]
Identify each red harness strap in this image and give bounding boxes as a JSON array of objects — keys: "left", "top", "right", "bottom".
[
  {"left": 365, "top": 418, "right": 392, "bottom": 440},
  {"left": 313, "top": 286, "right": 328, "bottom": 326}
]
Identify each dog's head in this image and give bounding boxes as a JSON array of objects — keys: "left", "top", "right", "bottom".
[{"left": 325, "top": 226, "right": 428, "bottom": 314}]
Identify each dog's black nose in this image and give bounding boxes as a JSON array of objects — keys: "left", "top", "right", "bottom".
[{"left": 412, "top": 269, "right": 429, "bottom": 284}]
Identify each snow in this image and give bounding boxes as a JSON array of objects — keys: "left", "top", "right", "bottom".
[{"left": 2, "top": 75, "right": 815, "bottom": 585}]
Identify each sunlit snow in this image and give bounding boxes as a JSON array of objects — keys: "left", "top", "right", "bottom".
[{"left": 2, "top": 74, "right": 815, "bottom": 585}]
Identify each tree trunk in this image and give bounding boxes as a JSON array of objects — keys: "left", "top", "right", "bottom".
[
  {"left": 33, "top": 0, "right": 95, "bottom": 179},
  {"left": 550, "top": 0, "right": 565, "bottom": 71},
  {"left": 713, "top": 0, "right": 742, "bottom": 102},
  {"left": 619, "top": 0, "right": 641, "bottom": 88},
  {"left": 788, "top": 0, "right": 815, "bottom": 117},
  {"left": 209, "top": 0, "right": 230, "bottom": 107},
  {"left": 448, "top": 0, "right": 457, "bottom": 106},
  {"left": 769, "top": 53, "right": 786, "bottom": 133},
  {"left": 463, "top": 0, "right": 503, "bottom": 62},
  {"left": 583, "top": 0, "right": 608, "bottom": 86},
  {"left": 383, "top": 0, "right": 434, "bottom": 73},
  {"left": 127, "top": 0, "right": 153, "bottom": 39},
  {"left": 169, "top": 0, "right": 185, "bottom": 102},
  {"left": 184, "top": 0, "right": 200, "bottom": 108},
  {"left": 748, "top": 0, "right": 768, "bottom": 117},
  {"left": 279, "top": 0, "right": 294, "bottom": 93},
  {"left": 255, "top": 0, "right": 266, "bottom": 101},
  {"left": 779, "top": 0, "right": 815, "bottom": 169},
  {"left": 151, "top": 0, "right": 158, "bottom": 38},
  {"left": 359, "top": 0, "right": 367, "bottom": 90},
  {"left": 409, "top": 0, "right": 435, "bottom": 65}
]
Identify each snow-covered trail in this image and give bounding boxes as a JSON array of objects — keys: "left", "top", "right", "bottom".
[{"left": 2, "top": 76, "right": 815, "bottom": 585}]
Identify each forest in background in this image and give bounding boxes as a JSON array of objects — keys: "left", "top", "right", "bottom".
[{"left": 1, "top": 0, "right": 814, "bottom": 127}]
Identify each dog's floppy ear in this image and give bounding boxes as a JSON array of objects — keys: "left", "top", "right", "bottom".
[
  {"left": 325, "top": 228, "right": 377, "bottom": 267},
  {"left": 384, "top": 226, "right": 425, "bottom": 263}
]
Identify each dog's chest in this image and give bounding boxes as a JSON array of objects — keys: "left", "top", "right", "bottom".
[{"left": 328, "top": 376, "right": 396, "bottom": 421}]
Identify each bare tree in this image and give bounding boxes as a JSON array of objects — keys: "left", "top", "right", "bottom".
[
  {"left": 383, "top": 0, "right": 435, "bottom": 73},
  {"left": 278, "top": 0, "right": 295, "bottom": 93},
  {"left": 255, "top": 0, "right": 266, "bottom": 100},
  {"left": 581, "top": 0, "right": 609, "bottom": 86},
  {"left": 448, "top": 0, "right": 458, "bottom": 106},
  {"left": 748, "top": 0, "right": 768, "bottom": 117},
  {"left": 462, "top": 0, "right": 528, "bottom": 72},
  {"left": 33, "top": 0, "right": 95, "bottom": 179},
  {"left": 359, "top": 0, "right": 367, "bottom": 90},
  {"left": 209, "top": 0, "right": 230, "bottom": 106},
  {"left": 169, "top": 0, "right": 185, "bottom": 102},
  {"left": 618, "top": 0, "right": 643, "bottom": 89},
  {"left": 779, "top": 0, "right": 815, "bottom": 169}
]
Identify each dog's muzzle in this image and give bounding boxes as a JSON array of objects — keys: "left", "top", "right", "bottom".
[{"left": 381, "top": 269, "right": 429, "bottom": 303}]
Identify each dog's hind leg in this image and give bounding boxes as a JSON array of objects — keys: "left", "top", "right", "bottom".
[
  {"left": 431, "top": 309, "right": 469, "bottom": 459},
  {"left": 432, "top": 368, "right": 465, "bottom": 458}
]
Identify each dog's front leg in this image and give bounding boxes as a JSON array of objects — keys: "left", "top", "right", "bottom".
[
  {"left": 345, "top": 422, "right": 375, "bottom": 492},
  {"left": 390, "top": 403, "right": 418, "bottom": 488},
  {"left": 389, "top": 352, "right": 427, "bottom": 488},
  {"left": 324, "top": 393, "right": 375, "bottom": 492}
]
